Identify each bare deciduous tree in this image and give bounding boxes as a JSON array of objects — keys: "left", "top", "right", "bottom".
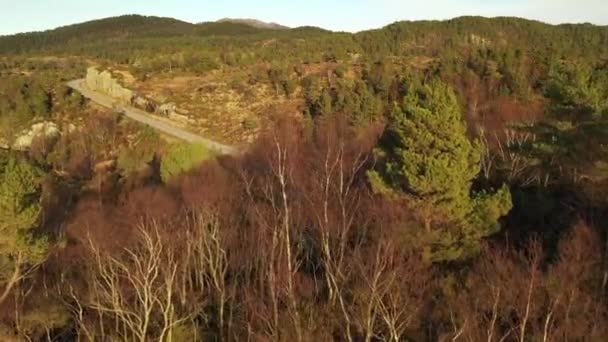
[{"left": 71, "top": 215, "right": 231, "bottom": 341}]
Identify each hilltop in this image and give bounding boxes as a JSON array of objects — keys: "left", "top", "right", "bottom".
[
  {"left": 1, "top": 14, "right": 607, "bottom": 57},
  {"left": 0, "top": 15, "right": 270, "bottom": 54},
  {"left": 217, "top": 18, "right": 289, "bottom": 30}
]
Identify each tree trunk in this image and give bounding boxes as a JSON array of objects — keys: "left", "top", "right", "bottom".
[{"left": 424, "top": 218, "right": 432, "bottom": 233}]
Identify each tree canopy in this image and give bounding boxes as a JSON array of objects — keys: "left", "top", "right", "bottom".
[
  {"left": 160, "top": 143, "right": 215, "bottom": 182},
  {"left": 369, "top": 80, "right": 512, "bottom": 261},
  {"left": 0, "top": 153, "right": 47, "bottom": 277}
]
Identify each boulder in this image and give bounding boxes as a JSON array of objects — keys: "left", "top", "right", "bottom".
[
  {"left": 157, "top": 103, "right": 177, "bottom": 117},
  {"left": 132, "top": 95, "right": 157, "bottom": 113},
  {"left": 13, "top": 122, "right": 60, "bottom": 150}
]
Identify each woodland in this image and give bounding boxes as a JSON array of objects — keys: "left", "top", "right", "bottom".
[{"left": 0, "top": 15, "right": 608, "bottom": 341}]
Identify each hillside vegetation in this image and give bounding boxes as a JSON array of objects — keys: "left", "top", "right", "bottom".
[{"left": 1, "top": 14, "right": 608, "bottom": 341}]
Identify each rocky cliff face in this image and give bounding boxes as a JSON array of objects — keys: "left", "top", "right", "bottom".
[{"left": 85, "top": 67, "right": 134, "bottom": 103}]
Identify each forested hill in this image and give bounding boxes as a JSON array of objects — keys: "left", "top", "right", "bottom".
[
  {"left": 1, "top": 14, "right": 607, "bottom": 59},
  {"left": 0, "top": 15, "right": 270, "bottom": 54},
  {"left": 359, "top": 16, "right": 608, "bottom": 59}
]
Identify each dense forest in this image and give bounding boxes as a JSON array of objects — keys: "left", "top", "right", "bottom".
[{"left": 1, "top": 14, "right": 608, "bottom": 341}]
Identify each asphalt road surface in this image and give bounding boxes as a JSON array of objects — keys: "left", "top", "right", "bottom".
[{"left": 67, "top": 79, "right": 237, "bottom": 155}]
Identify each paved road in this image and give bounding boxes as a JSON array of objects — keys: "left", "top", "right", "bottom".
[{"left": 67, "top": 79, "right": 237, "bottom": 155}]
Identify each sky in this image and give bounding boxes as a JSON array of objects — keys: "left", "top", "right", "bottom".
[{"left": 0, "top": 0, "right": 607, "bottom": 35}]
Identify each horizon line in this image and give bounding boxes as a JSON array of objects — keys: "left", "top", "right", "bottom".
[{"left": 1, "top": 13, "right": 606, "bottom": 37}]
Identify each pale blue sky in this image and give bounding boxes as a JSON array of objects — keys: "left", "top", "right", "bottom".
[{"left": 0, "top": 0, "right": 606, "bottom": 35}]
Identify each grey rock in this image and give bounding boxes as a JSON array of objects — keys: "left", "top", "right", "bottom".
[
  {"left": 157, "top": 103, "right": 177, "bottom": 117},
  {"left": 13, "top": 121, "right": 60, "bottom": 150}
]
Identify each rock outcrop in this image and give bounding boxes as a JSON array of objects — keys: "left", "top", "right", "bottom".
[
  {"left": 157, "top": 103, "right": 177, "bottom": 116},
  {"left": 85, "top": 67, "right": 134, "bottom": 103},
  {"left": 13, "top": 121, "right": 60, "bottom": 150}
]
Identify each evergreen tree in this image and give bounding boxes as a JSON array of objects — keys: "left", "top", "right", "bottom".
[
  {"left": 0, "top": 154, "right": 48, "bottom": 293},
  {"left": 368, "top": 80, "right": 511, "bottom": 261},
  {"left": 546, "top": 61, "right": 608, "bottom": 121}
]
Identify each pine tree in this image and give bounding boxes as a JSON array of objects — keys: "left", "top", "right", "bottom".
[
  {"left": 547, "top": 61, "right": 608, "bottom": 121},
  {"left": 0, "top": 154, "right": 48, "bottom": 301},
  {"left": 368, "top": 80, "right": 511, "bottom": 261}
]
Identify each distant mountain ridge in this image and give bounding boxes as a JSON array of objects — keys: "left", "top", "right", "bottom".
[
  {"left": 217, "top": 18, "right": 289, "bottom": 30},
  {"left": 0, "top": 15, "right": 270, "bottom": 53},
  {"left": 1, "top": 14, "right": 607, "bottom": 56}
]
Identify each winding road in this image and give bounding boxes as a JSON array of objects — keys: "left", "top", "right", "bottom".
[{"left": 67, "top": 79, "right": 238, "bottom": 155}]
